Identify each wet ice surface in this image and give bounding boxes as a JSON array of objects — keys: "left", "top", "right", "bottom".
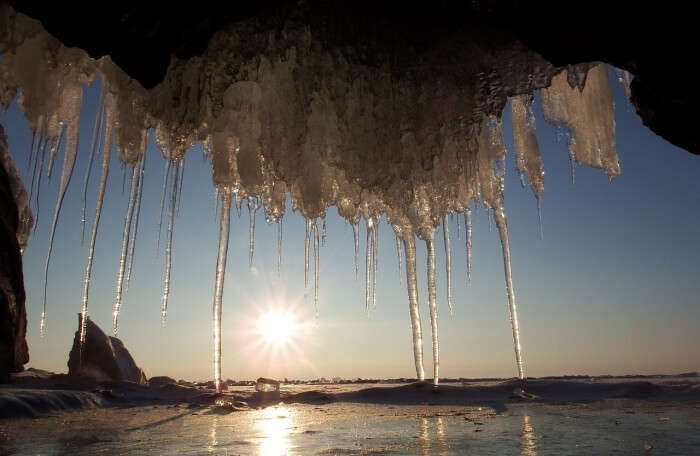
[{"left": 1, "top": 383, "right": 699, "bottom": 455}]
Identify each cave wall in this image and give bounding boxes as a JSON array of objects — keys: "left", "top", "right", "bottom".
[{"left": 0, "top": 124, "right": 28, "bottom": 380}]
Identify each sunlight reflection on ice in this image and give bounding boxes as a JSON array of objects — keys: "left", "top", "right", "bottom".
[
  {"left": 522, "top": 414, "right": 537, "bottom": 456},
  {"left": 257, "top": 405, "right": 293, "bottom": 456},
  {"left": 418, "top": 417, "right": 448, "bottom": 456},
  {"left": 208, "top": 415, "right": 218, "bottom": 454}
]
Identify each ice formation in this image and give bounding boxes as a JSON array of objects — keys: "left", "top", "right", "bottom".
[
  {"left": 112, "top": 163, "right": 140, "bottom": 335},
  {"left": 465, "top": 209, "right": 473, "bottom": 286},
  {"left": 443, "top": 216, "right": 453, "bottom": 315},
  {"left": 0, "top": 5, "right": 624, "bottom": 390},
  {"left": 80, "top": 91, "right": 115, "bottom": 346}
]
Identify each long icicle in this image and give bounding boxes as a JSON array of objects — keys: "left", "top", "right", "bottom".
[
  {"left": 41, "top": 100, "right": 81, "bottom": 337},
  {"left": 177, "top": 156, "right": 186, "bottom": 215},
  {"left": 372, "top": 223, "right": 378, "bottom": 309},
  {"left": 125, "top": 149, "right": 147, "bottom": 290},
  {"left": 395, "top": 233, "right": 402, "bottom": 285},
  {"left": 443, "top": 216, "right": 453, "bottom": 315},
  {"left": 46, "top": 122, "right": 64, "bottom": 179},
  {"left": 403, "top": 233, "right": 425, "bottom": 382},
  {"left": 33, "top": 131, "right": 48, "bottom": 231},
  {"left": 425, "top": 233, "right": 439, "bottom": 387},
  {"left": 81, "top": 85, "right": 106, "bottom": 241},
  {"left": 537, "top": 198, "right": 544, "bottom": 240},
  {"left": 365, "top": 220, "right": 373, "bottom": 312},
  {"left": 465, "top": 209, "right": 472, "bottom": 286},
  {"left": 26, "top": 130, "right": 37, "bottom": 172},
  {"left": 112, "top": 163, "right": 140, "bottom": 335},
  {"left": 248, "top": 197, "right": 257, "bottom": 268},
  {"left": 456, "top": 212, "right": 462, "bottom": 240},
  {"left": 304, "top": 219, "right": 311, "bottom": 293},
  {"left": 28, "top": 128, "right": 44, "bottom": 221},
  {"left": 493, "top": 204, "right": 525, "bottom": 380},
  {"left": 79, "top": 101, "right": 114, "bottom": 348},
  {"left": 156, "top": 160, "right": 171, "bottom": 252},
  {"left": 161, "top": 160, "right": 181, "bottom": 326},
  {"left": 121, "top": 164, "right": 126, "bottom": 194},
  {"left": 353, "top": 222, "right": 359, "bottom": 280},
  {"left": 214, "top": 187, "right": 219, "bottom": 218},
  {"left": 313, "top": 219, "right": 320, "bottom": 316},
  {"left": 213, "top": 191, "right": 232, "bottom": 394},
  {"left": 277, "top": 218, "right": 283, "bottom": 278}
]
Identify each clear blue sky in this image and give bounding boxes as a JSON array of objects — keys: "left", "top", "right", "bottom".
[{"left": 2, "top": 69, "right": 699, "bottom": 381}]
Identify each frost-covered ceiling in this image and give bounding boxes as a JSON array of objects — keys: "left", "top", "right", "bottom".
[{"left": 7, "top": 0, "right": 698, "bottom": 155}]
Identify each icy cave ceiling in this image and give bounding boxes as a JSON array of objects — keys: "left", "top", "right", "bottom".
[{"left": 7, "top": 0, "right": 698, "bottom": 156}]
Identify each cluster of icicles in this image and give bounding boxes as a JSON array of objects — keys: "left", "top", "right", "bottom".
[{"left": 9, "top": 62, "right": 627, "bottom": 393}]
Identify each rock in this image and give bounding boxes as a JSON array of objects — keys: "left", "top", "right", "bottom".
[
  {"left": 9, "top": 367, "right": 53, "bottom": 384},
  {"left": 0, "top": 124, "right": 29, "bottom": 380},
  {"left": 148, "top": 376, "right": 177, "bottom": 387},
  {"left": 255, "top": 377, "right": 280, "bottom": 392},
  {"left": 67, "top": 314, "right": 147, "bottom": 384}
]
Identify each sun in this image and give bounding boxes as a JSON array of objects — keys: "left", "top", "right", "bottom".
[{"left": 257, "top": 310, "right": 296, "bottom": 346}]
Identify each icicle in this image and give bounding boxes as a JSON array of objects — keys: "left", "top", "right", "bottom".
[
  {"left": 248, "top": 197, "right": 257, "bottom": 268},
  {"left": 352, "top": 223, "right": 359, "bottom": 280},
  {"left": 112, "top": 163, "right": 140, "bottom": 335},
  {"left": 443, "top": 216, "right": 453, "bottom": 315},
  {"left": 312, "top": 219, "right": 320, "bottom": 316},
  {"left": 125, "top": 150, "right": 146, "bottom": 290},
  {"left": 277, "top": 218, "right": 282, "bottom": 278},
  {"left": 488, "top": 207, "right": 493, "bottom": 232},
  {"left": 465, "top": 209, "right": 472, "bottom": 286},
  {"left": 26, "top": 131, "right": 36, "bottom": 172},
  {"left": 79, "top": 101, "right": 114, "bottom": 347},
  {"left": 493, "top": 203, "right": 525, "bottom": 380},
  {"left": 304, "top": 219, "right": 311, "bottom": 293},
  {"left": 214, "top": 188, "right": 219, "bottom": 218},
  {"left": 372, "top": 224, "right": 378, "bottom": 309},
  {"left": 156, "top": 160, "right": 171, "bottom": 252},
  {"left": 403, "top": 233, "right": 425, "bottom": 382},
  {"left": 456, "top": 212, "right": 462, "bottom": 240},
  {"left": 161, "top": 161, "right": 181, "bottom": 326},
  {"left": 541, "top": 64, "right": 619, "bottom": 179},
  {"left": 537, "top": 198, "right": 543, "bottom": 240},
  {"left": 177, "top": 156, "right": 186, "bottom": 215},
  {"left": 321, "top": 218, "right": 327, "bottom": 247},
  {"left": 235, "top": 194, "right": 242, "bottom": 217},
  {"left": 568, "top": 149, "right": 576, "bottom": 184},
  {"left": 29, "top": 129, "right": 45, "bottom": 223},
  {"left": 41, "top": 86, "right": 82, "bottom": 337},
  {"left": 213, "top": 191, "right": 232, "bottom": 394},
  {"left": 45, "top": 122, "right": 64, "bottom": 179},
  {"left": 425, "top": 233, "right": 439, "bottom": 387},
  {"left": 33, "top": 132, "right": 48, "bottom": 231},
  {"left": 511, "top": 94, "right": 544, "bottom": 202},
  {"left": 395, "top": 233, "right": 402, "bottom": 285},
  {"left": 81, "top": 85, "right": 106, "bottom": 241},
  {"left": 121, "top": 164, "right": 127, "bottom": 194},
  {"left": 365, "top": 220, "right": 373, "bottom": 312}
]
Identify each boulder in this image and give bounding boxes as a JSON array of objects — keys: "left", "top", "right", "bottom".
[
  {"left": 149, "top": 376, "right": 177, "bottom": 387},
  {"left": 0, "top": 124, "right": 29, "bottom": 380},
  {"left": 67, "top": 314, "right": 147, "bottom": 384}
]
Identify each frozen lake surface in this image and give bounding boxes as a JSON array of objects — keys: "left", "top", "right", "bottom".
[{"left": 1, "top": 380, "right": 699, "bottom": 455}]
